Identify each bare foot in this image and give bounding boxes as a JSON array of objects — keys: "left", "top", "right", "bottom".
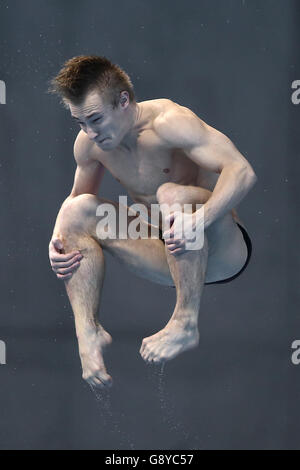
[
  {"left": 139, "top": 320, "right": 199, "bottom": 364},
  {"left": 77, "top": 326, "right": 113, "bottom": 389}
]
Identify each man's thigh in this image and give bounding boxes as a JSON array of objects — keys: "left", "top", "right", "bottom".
[
  {"left": 156, "top": 182, "right": 249, "bottom": 284},
  {"left": 204, "top": 215, "right": 249, "bottom": 283},
  {"left": 96, "top": 199, "right": 174, "bottom": 287},
  {"left": 60, "top": 194, "right": 174, "bottom": 286}
]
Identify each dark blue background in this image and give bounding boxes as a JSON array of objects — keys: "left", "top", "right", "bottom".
[{"left": 0, "top": 0, "right": 299, "bottom": 449}]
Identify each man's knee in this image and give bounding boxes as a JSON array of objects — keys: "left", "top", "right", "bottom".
[
  {"left": 59, "top": 194, "right": 100, "bottom": 234},
  {"left": 156, "top": 182, "right": 212, "bottom": 207},
  {"left": 156, "top": 182, "right": 183, "bottom": 205}
]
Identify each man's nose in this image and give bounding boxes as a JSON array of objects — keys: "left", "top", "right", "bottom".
[{"left": 86, "top": 126, "right": 98, "bottom": 140}]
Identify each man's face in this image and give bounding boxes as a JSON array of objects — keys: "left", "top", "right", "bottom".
[{"left": 69, "top": 88, "right": 128, "bottom": 150}]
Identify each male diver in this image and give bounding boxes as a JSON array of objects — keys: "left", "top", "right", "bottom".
[{"left": 48, "top": 56, "right": 257, "bottom": 389}]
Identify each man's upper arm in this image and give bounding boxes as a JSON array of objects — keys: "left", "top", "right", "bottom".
[
  {"left": 70, "top": 131, "right": 105, "bottom": 197},
  {"left": 155, "top": 105, "right": 256, "bottom": 176}
]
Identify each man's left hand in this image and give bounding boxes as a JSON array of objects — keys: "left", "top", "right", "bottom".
[{"left": 162, "top": 210, "right": 204, "bottom": 256}]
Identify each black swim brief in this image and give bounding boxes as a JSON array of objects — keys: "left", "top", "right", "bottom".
[{"left": 159, "top": 222, "right": 252, "bottom": 286}]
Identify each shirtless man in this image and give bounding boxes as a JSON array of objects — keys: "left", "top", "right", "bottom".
[{"left": 48, "top": 56, "right": 257, "bottom": 389}]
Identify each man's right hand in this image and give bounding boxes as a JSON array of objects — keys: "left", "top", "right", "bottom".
[{"left": 49, "top": 238, "right": 83, "bottom": 280}]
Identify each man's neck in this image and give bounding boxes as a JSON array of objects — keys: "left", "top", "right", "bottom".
[{"left": 119, "top": 102, "right": 143, "bottom": 150}]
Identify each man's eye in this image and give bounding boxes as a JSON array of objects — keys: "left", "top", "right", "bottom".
[{"left": 93, "top": 117, "right": 102, "bottom": 123}]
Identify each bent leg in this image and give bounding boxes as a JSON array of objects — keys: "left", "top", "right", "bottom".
[
  {"left": 139, "top": 182, "right": 248, "bottom": 364},
  {"left": 53, "top": 194, "right": 174, "bottom": 386},
  {"left": 140, "top": 184, "right": 211, "bottom": 364},
  {"left": 54, "top": 195, "right": 113, "bottom": 389}
]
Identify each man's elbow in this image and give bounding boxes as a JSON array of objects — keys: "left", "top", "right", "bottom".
[
  {"left": 245, "top": 165, "right": 258, "bottom": 188},
  {"left": 235, "top": 163, "right": 257, "bottom": 189}
]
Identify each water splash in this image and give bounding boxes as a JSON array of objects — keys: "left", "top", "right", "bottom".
[
  {"left": 147, "top": 363, "right": 201, "bottom": 450},
  {"left": 89, "top": 384, "right": 135, "bottom": 450}
]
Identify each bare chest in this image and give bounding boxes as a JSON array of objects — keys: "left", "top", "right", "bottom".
[{"left": 97, "top": 130, "right": 200, "bottom": 204}]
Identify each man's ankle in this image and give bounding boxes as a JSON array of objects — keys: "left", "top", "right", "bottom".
[{"left": 168, "top": 314, "right": 198, "bottom": 331}]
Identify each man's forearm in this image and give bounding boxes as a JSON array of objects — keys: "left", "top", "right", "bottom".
[{"left": 199, "top": 164, "right": 257, "bottom": 229}]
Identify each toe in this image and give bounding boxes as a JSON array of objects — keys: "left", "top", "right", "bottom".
[
  {"left": 152, "top": 354, "right": 163, "bottom": 363},
  {"left": 92, "top": 377, "right": 106, "bottom": 389},
  {"left": 146, "top": 349, "right": 156, "bottom": 363},
  {"left": 140, "top": 349, "right": 147, "bottom": 361},
  {"left": 84, "top": 370, "right": 113, "bottom": 389},
  {"left": 96, "top": 372, "right": 113, "bottom": 388},
  {"left": 140, "top": 338, "right": 149, "bottom": 355},
  {"left": 142, "top": 349, "right": 149, "bottom": 361},
  {"left": 142, "top": 346, "right": 151, "bottom": 362}
]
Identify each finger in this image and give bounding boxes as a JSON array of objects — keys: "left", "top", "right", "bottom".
[
  {"left": 163, "top": 230, "right": 174, "bottom": 239},
  {"left": 51, "top": 254, "right": 83, "bottom": 269},
  {"left": 56, "top": 262, "right": 81, "bottom": 275},
  {"left": 52, "top": 238, "right": 64, "bottom": 252},
  {"left": 165, "top": 238, "right": 181, "bottom": 246},
  {"left": 57, "top": 272, "right": 73, "bottom": 281},
  {"left": 170, "top": 248, "right": 185, "bottom": 256},
  {"left": 52, "top": 237, "right": 65, "bottom": 248},
  {"left": 50, "top": 251, "right": 81, "bottom": 263},
  {"left": 164, "top": 213, "right": 175, "bottom": 227},
  {"left": 167, "top": 240, "right": 184, "bottom": 249},
  {"left": 166, "top": 244, "right": 178, "bottom": 251}
]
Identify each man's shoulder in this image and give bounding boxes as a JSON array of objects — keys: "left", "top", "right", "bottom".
[
  {"left": 152, "top": 98, "right": 204, "bottom": 126},
  {"left": 144, "top": 98, "right": 181, "bottom": 117},
  {"left": 73, "top": 130, "right": 103, "bottom": 164},
  {"left": 152, "top": 99, "right": 206, "bottom": 144}
]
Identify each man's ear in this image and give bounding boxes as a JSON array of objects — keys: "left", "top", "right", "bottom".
[{"left": 119, "top": 91, "right": 129, "bottom": 108}]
